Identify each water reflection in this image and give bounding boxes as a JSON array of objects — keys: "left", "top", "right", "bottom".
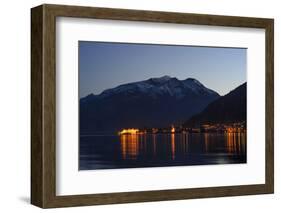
[
  {"left": 152, "top": 134, "right": 156, "bottom": 157},
  {"left": 204, "top": 133, "right": 209, "bottom": 152},
  {"left": 119, "top": 133, "right": 246, "bottom": 161},
  {"left": 120, "top": 134, "right": 139, "bottom": 160},
  {"left": 171, "top": 133, "right": 175, "bottom": 160},
  {"left": 226, "top": 132, "right": 246, "bottom": 154},
  {"left": 79, "top": 133, "right": 246, "bottom": 170}
]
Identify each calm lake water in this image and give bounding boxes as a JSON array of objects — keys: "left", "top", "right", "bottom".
[{"left": 79, "top": 133, "right": 246, "bottom": 170}]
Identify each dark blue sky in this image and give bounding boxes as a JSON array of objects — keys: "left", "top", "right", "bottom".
[{"left": 79, "top": 41, "right": 246, "bottom": 98}]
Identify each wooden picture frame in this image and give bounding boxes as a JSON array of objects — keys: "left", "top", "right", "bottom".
[{"left": 31, "top": 4, "right": 274, "bottom": 208}]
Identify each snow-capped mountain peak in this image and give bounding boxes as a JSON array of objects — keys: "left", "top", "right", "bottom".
[
  {"left": 89, "top": 76, "right": 219, "bottom": 99},
  {"left": 183, "top": 78, "right": 218, "bottom": 95},
  {"left": 149, "top": 75, "right": 172, "bottom": 84}
]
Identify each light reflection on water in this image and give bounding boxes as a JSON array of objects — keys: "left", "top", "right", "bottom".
[
  {"left": 119, "top": 133, "right": 246, "bottom": 161},
  {"left": 79, "top": 133, "right": 246, "bottom": 170}
]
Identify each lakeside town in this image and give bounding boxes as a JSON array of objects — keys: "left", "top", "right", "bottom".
[{"left": 118, "top": 121, "right": 246, "bottom": 135}]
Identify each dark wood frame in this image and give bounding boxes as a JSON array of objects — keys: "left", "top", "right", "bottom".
[{"left": 31, "top": 4, "right": 274, "bottom": 208}]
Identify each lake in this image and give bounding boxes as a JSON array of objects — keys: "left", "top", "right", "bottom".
[{"left": 79, "top": 133, "right": 246, "bottom": 170}]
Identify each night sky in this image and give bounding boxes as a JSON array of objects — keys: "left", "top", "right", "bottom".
[{"left": 79, "top": 41, "right": 246, "bottom": 98}]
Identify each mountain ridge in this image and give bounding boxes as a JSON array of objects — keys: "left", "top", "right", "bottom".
[
  {"left": 184, "top": 82, "right": 247, "bottom": 127},
  {"left": 81, "top": 76, "right": 219, "bottom": 100},
  {"left": 80, "top": 76, "right": 221, "bottom": 133}
]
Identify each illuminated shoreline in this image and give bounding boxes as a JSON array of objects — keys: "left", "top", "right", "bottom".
[{"left": 118, "top": 122, "right": 246, "bottom": 135}]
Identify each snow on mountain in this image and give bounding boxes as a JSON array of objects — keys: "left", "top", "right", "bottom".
[
  {"left": 183, "top": 78, "right": 218, "bottom": 96},
  {"left": 96, "top": 76, "right": 219, "bottom": 99},
  {"left": 80, "top": 76, "right": 220, "bottom": 133},
  {"left": 149, "top": 75, "right": 172, "bottom": 84}
]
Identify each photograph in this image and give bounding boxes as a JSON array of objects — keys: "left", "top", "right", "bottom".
[
  {"left": 30, "top": 4, "right": 274, "bottom": 208},
  {"left": 79, "top": 41, "right": 247, "bottom": 170}
]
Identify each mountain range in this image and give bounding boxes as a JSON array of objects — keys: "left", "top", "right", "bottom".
[
  {"left": 80, "top": 76, "right": 220, "bottom": 134},
  {"left": 185, "top": 82, "right": 246, "bottom": 127}
]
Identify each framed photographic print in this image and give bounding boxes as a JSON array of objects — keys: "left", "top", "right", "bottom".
[{"left": 31, "top": 4, "right": 274, "bottom": 208}]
